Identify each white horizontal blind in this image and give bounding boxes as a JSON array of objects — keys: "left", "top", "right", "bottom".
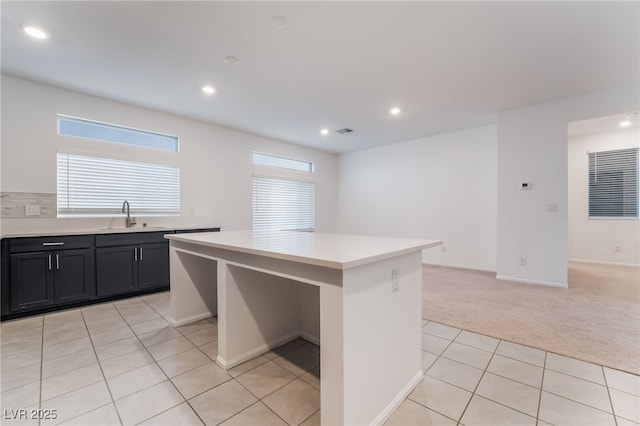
[
  {"left": 588, "top": 147, "right": 639, "bottom": 218},
  {"left": 252, "top": 176, "right": 315, "bottom": 232},
  {"left": 57, "top": 153, "right": 180, "bottom": 216}
]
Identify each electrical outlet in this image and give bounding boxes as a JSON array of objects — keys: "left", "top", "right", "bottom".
[
  {"left": 392, "top": 267, "right": 400, "bottom": 292},
  {"left": 519, "top": 257, "right": 527, "bottom": 266},
  {"left": 441, "top": 246, "right": 447, "bottom": 253},
  {"left": 25, "top": 205, "right": 40, "bottom": 216},
  {"left": 614, "top": 246, "right": 621, "bottom": 253}
]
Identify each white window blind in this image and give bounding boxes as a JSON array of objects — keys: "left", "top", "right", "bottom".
[
  {"left": 57, "top": 153, "right": 180, "bottom": 216},
  {"left": 588, "top": 147, "right": 639, "bottom": 218},
  {"left": 252, "top": 176, "right": 315, "bottom": 232}
]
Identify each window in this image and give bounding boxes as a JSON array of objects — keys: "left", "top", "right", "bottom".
[
  {"left": 588, "top": 147, "right": 639, "bottom": 218},
  {"left": 252, "top": 176, "right": 315, "bottom": 232},
  {"left": 252, "top": 152, "right": 313, "bottom": 173},
  {"left": 58, "top": 115, "right": 179, "bottom": 152},
  {"left": 57, "top": 153, "right": 180, "bottom": 216}
]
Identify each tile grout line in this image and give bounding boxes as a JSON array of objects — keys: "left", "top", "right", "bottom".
[
  {"left": 419, "top": 326, "right": 482, "bottom": 425},
  {"left": 116, "top": 294, "right": 208, "bottom": 425},
  {"left": 298, "top": 407, "right": 320, "bottom": 426},
  {"left": 12, "top": 310, "right": 637, "bottom": 425},
  {"left": 225, "top": 339, "right": 319, "bottom": 425},
  {"left": 601, "top": 365, "right": 619, "bottom": 426},
  {"left": 38, "top": 310, "right": 108, "bottom": 424},
  {"left": 540, "top": 388, "right": 621, "bottom": 418},
  {"left": 91, "top": 298, "right": 175, "bottom": 423},
  {"left": 428, "top": 317, "right": 639, "bottom": 378},
  {"left": 84, "top": 299, "right": 171, "bottom": 425},
  {"left": 111, "top": 297, "right": 186, "bottom": 425},
  {"left": 241, "top": 365, "right": 317, "bottom": 425},
  {"left": 183, "top": 398, "right": 208, "bottom": 426},
  {"left": 81, "top": 301, "right": 125, "bottom": 426},
  {"left": 180, "top": 340, "right": 318, "bottom": 426},
  {"left": 429, "top": 325, "right": 621, "bottom": 425},
  {"left": 460, "top": 336, "right": 544, "bottom": 424},
  {"left": 454, "top": 338, "right": 500, "bottom": 425},
  {"left": 535, "top": 350, "right": 547, "bottom": 426}
]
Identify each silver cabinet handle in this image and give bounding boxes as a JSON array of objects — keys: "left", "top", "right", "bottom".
[
  {"left": 42, "top": 242, "right": 64, "bottom": 246},
  {"left": 139, "top": 247, "right": 143, "bottom": 261},
  {"left": 56, "top": 254, "right": 60, "bottom": 270},
  {"left": 48, "top": 254, "right": 52, "bottom": 271},
  {"left": 134, "top": 247, "right": 138, "bottom": 262}
]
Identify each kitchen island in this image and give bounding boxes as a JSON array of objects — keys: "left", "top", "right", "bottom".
[{"left": 166, "top": 230, "right": 441, "bottom": 425}]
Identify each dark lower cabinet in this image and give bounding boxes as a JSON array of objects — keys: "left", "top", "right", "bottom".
[
  {"left": 9, "top": 246, "right": 94, "bottom": 312},
  {"left": 10, "top": 252, "right": 54, "bottom": 311},
  {"left": 54, "top": 249, "right": 94, "bottom": 304},
  {"left": 95, "top": 233, "right": 171, "bottom": 297},
  {"left": 2, "top": 228, "right": 219, "bottom": 320},
  {"left": 96, "top": 246, "right": 138, "bottom": 297},
  {"left": 138, "top": 243, "right": 170, "bottom": 289}
]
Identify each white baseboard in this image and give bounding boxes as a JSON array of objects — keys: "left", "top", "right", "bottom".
[
  {"left": 569, "top": 258, "right": 640, "bottom": 268},
  {"left": 169, "top": 311, "right": 213, "bottom": 327},
  {"left": 422, "top": 261, "right": 496, "bottom": 274},
  {"left": 371, "top": 370, "right": 424, "bottom": 426},
  {"left": 299, "top": 330, "right": 320, "bottom": 346},
  {"left": 496, "top": 275, "right": 567, "bottom": 288},
  {"left": 216, "top": 331, "right": 301, "bottom": 370}
]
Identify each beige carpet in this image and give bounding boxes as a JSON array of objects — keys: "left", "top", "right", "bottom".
[{"left": 422, "top": 261, "right": 640, "bottom": 375}]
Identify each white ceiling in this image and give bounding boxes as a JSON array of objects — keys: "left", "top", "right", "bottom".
[
  {"left": 2, "top": 1, "right": 639, "bottom": 154},
  {"left": 568, "top": 112, "right": 639, "bottom": 138}
]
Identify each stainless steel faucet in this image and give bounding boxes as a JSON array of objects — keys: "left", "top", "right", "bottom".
[{"left": 121, "top": 200, "right": 137, "bottom": 228}]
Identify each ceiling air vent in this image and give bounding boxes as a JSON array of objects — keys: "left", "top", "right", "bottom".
[{"left": 336, "top": 128, "right": 354, "bottom": 134}]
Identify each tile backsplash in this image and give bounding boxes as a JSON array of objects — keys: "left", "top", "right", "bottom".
[{"left": 0, "top": 192, "right": 57, "bottom": 218}]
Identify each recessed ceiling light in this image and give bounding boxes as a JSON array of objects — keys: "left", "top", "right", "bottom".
[
  {"left": 224, "top": 56, "right": 239, "bottom": 65},
  {"left": 320, "top": 128, "right": 329, "bottom": 136},
  {"left": 21, "top": 24, "right": 48, "bottom": 40},
  {"left": 202, "top": 85, "right": 215, "bottom": 95},
  {"left": 390, "top": 107, "right": 401, "bottom": 115},
  {"left": 619, "top": 120, "right": 632, "bottom": 127},
  {"left": 270, "top": 15, "right": 288, "bottom": 29}
]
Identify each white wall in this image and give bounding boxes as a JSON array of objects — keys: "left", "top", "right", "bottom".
[
  {"left": 337, "top": 125, "right": 497, "bottom": 271},
  {"left": 497, "top": 84, "right": 639, "bottom": 287},
  {"left": 0, "top": 75, "right": 338, "bottom": 235},
  {"left": 568, "top": 127, "right": 640, "bottom": 265}
]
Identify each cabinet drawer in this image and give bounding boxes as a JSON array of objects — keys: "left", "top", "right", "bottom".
[
  {"left": 96, "top": 231, "right": 169, "bottom": 247},
  {"left": 9, "top": 235, "right": 93, "bottom": 253}
]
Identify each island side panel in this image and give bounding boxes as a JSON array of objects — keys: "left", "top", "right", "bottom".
[
  {"left": 169, "top": 246, "right": 218, "bottom": 326},
  {"left": 320, "top": 283, "right": 345, "bottom": 426},
  {"left": 341, "top": 251, "right": 423, "bottom": 426},
  {"left": 216, "top": 261, "right": 301, "bottom": 369}
]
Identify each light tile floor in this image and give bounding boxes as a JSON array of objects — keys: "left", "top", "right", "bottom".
[{"left": 0, "top": 292, "right": 638, "bottom": 426}]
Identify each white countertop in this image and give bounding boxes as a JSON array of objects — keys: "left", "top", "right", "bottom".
[
  {"left": 166, "top": 230, "right": 442, "bottom": 269},
  {"left": 1, "top": 226, "right": 219, "bottom": 239}
]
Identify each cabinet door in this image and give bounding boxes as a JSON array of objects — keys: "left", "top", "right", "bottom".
[
  {"left": 10, "top": 252, "right": 54, "bottom": 311},
  {"left": 138, "top": 243, "right": 170, "bottom": 289},
  {"left": 54, "top": 249, "right": 95, "bottom": 304},
  {"left": 96, "top": 246, "right": 137, "bottom": 297}
]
